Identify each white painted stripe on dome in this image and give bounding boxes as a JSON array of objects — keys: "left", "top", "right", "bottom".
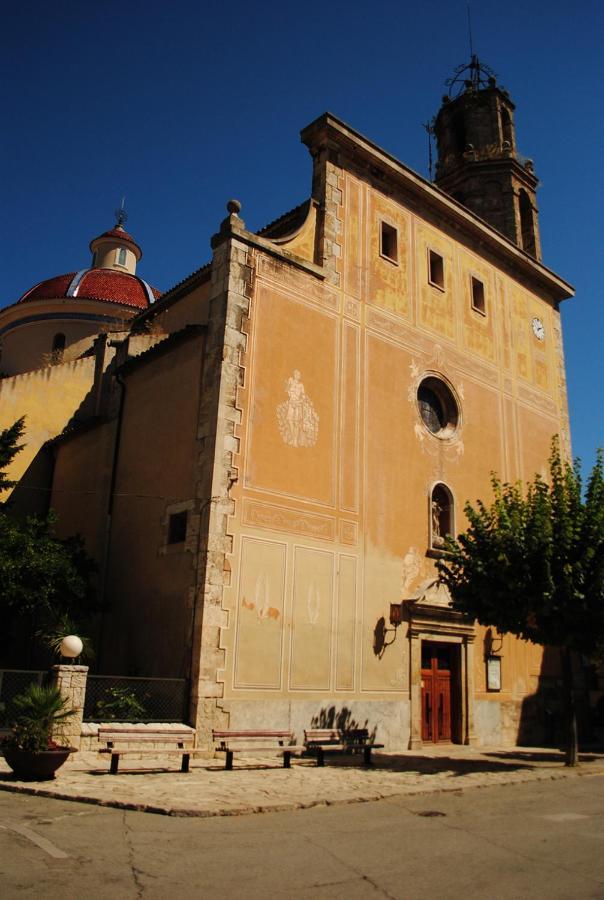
[
  {"left": 67, "top": 269, "right": 90, "bottom": 297},
  {"left": 140, "top": 279, "right": 156, "bottom": 305}
]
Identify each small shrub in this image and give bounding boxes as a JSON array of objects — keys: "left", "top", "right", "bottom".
[
  {"left": 3, "top": 684, "right": 75, "bottom": 752},
  {"left": 95, "top": 687, "right": 147, "bottom": 722}
]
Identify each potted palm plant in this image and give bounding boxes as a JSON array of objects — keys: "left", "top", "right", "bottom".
[{"left": 2, "top": 683, "right": 77, "bottom": 780}]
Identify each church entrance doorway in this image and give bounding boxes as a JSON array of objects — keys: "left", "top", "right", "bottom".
[{"left": 421, "top": 642, "right": 459, "bottom": 743}]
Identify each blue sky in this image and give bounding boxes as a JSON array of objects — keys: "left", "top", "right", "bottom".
[{"left": 1, "top": 0, "right": 602, "bottom": 473}]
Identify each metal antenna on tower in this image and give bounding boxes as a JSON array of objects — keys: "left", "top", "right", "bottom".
[
  {"left": 467, "top": 2, "right": 474, "bottom": 58},
  {"left": 114, "top": 197, "right": 128, "bottom": 228}
]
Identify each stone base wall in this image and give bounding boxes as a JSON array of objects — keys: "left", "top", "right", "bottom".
[
  {"left": 223, "top": 698, "right": 411, "bottom": 750},
  {"left": 474, "top": 698, "right": 553, "bottom": 747},
  {"left": 73, "top": 699, "right": 553, "bottom": 753}
]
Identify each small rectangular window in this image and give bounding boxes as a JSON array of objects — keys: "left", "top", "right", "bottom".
[
  {"left": 471, "top": 276, "right": 486, "bottom": 315},
  {"left": 380, "top": 222, "right": 398, "bottom": 263},
  {"left": 117, "top": 248, "right": 127, "bottom": 266},
  {"left": 428, "top": 250, "right": 444, "bottom": 290},
  {"left": 168, "top": 510, "right": 188, "bottom": 544}
]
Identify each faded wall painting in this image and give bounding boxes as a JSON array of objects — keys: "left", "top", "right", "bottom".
[
  {"left": 234, "top": 537, "right": 286, "bottom": 689},
  {"left": 276, "top": 370, "right": 319, "bottom": 448}
]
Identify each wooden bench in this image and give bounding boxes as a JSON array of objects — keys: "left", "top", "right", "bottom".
[
  {"left": 98, "top": 726, "right": 196, "bottom": 774},
  {"left": 304, "top": 728, "right": 384, "bottom": 767},
  {"left": 212, "top": 730, "right": 304, "bottom": 770}
]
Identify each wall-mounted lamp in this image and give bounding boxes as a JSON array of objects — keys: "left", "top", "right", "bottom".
[
  {"left": 374, "top": 603, "right": 405, "bottom": 659},
  {"left": 389, "top": 602, "right": 404, "bottom": 627}
]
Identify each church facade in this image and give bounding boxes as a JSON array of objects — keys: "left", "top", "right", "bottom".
[{"left": 1, "top": 61, "right": 574, "bottom": 749}]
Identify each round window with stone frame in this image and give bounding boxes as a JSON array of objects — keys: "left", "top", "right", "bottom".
[{"left": 416, "top": 376, "right": 460, "bottom": 439}]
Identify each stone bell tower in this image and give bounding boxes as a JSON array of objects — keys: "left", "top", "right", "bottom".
[{"left": 433, "top": 55, "right": 541, "bottom": 260}]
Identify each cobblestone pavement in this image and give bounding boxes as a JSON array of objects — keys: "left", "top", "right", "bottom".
[{"left": 1, "top": 745, "right": 603, "bottom": 818}]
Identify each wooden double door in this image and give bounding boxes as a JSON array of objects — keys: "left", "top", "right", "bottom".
[{"left": 421, "top": 642, "right": 457, "bottom": 743}]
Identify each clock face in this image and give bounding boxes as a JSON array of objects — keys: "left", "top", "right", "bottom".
[{"left": 531, "top": 317, "right": 545, "bottom": 341}]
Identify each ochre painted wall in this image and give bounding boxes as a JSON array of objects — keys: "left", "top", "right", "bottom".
[
  {"left": 146, "top": 280, "right": 211, "bottom": 335},
  {"left": 221, "top": 171, "right": 568, "bottom": 733},
  {"left": 0, "top": 358, "right": 96, "bottom": 499},
  {"left": 100, "top": 332, "right": 206, "bottom": 677},
  {"left": 52, "top": 420, "right": 117, "bottom": 561}
]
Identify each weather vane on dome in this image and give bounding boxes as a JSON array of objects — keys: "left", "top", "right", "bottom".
[
  {"left": 114, "top": 197, "right": 128, "bottom": 228},
  {"left": 444, "top": 3, "right": 499, "bottom": 98}
]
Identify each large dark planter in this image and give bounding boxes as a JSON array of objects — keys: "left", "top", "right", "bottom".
[{"left": 2, "top": 745, "right": 76, "bottom": 781}]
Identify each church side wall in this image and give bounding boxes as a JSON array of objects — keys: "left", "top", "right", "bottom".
[
  {"left": 216, "top": 170, "right": 568, "bottom": 749},
  {"left": 99, "top": 331, "right": 206, "bottom": 678},
  {"left": 52, "top": 420, "right": 117, "bottom": 562},
  {"left": 146, "top": 280, "right": 211, "bottom": 335}
]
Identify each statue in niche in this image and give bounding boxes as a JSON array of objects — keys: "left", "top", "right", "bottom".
[
  {"left": 277, "top": 369, "right": 319, "bottom": 448},
  {"left": 432, "top": 498, "right": 446, "bottom": 548}
]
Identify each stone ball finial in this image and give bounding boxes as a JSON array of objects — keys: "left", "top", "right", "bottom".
[{"left": 227, "top": 199, "right": 242, "bottom": 216}]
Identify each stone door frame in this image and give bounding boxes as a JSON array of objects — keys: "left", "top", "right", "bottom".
[{"left": 407, "top": 596, "right": 476, "bottom": 750}]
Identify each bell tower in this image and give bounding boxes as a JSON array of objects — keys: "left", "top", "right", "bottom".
[{"left": 433, "top": 56, "right": 541, "bottom": 260}]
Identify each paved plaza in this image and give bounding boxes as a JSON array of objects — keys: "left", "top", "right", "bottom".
[{"left": 1, "top": 745, "right": 603, "bottom": 818}]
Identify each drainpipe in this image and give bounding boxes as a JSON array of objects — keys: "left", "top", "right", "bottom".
[{"left": 96, "top": 342, "right": 129, "bottom": 668}]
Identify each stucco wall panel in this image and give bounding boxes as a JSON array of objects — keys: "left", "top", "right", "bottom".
[
  {"left": 335, "top": 553, "right": 357, "bottom": 691},
  {"left": 361, "top": 543, "right": 409, "bottom": 693},
  {"left": 367, "top": 192, "right": 410, "bottom": 318},
  {"left": 289, "top": 547, "right": 334, "bottom": 691},
  {"left": 416, "top": 223, "right": 456, "bottom": 341},
  {"left": 245, "top": 286, "right": 338, "bottom": 507},
  {"left": 233, "top": 537, "right": 286, "bottom": 689},
  {"left": 516, "top": 404, "right": 559, "bottom": 483},
  {"left": 340, "top": 322, "right": 360, "bottom": 513}
]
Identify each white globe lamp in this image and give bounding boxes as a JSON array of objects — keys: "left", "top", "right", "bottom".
[{"left": 60, "top": 634, "right": 83, "bottom": 660}]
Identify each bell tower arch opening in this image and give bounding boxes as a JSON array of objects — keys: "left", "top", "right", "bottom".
[{"left": 519, "top": 188, "right": 537, "bottom": 256}]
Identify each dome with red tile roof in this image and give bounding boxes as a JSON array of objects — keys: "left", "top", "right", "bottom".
[
  {"left": 0, "top": 213, "right": 164, "bottom": 376},
  {"left": 18, "top": 268, "right": 160, "bottom": 311}
]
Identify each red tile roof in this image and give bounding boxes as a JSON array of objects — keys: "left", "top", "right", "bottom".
[
  {"left": 19, "top": 273, "right": 75, "bottom": 303},
  {"left": 91, "top": 227, "right": 140, "bottom": 249},
  {"left": 18, "top": 269, "right": 161, "bottom": 310}
]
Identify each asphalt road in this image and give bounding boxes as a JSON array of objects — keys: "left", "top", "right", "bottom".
[{"left": 1, "top": 775, "right": 603, "bottom": 899}]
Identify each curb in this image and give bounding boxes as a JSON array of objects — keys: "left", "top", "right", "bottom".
[{"left": 1, "top": 764, "right": 602, "bottom": 818}]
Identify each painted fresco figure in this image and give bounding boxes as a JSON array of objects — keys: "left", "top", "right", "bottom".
[
  {"left": 285, "top": 370, "right": 305, "bottom": 446},
  {"left": 277, "top": 369, "right": 319, "bottom": 448}
]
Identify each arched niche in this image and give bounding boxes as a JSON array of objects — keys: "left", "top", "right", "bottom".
[
  {"left": 519, "top": 189, "right": 536, "bottom": 256},
  {"left": 430, "top": 483, "right": 454, "bottom": 550},
  {"left": 51, "top": 332, "right": 66, "bottom": 364}
]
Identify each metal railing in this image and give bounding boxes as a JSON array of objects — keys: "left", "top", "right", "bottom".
[
  {"left": 0, "top": 669, "right": 48, "bottom": 727},
  {"left": 83, "top": 675, "right": 189, "bottom": 723}
]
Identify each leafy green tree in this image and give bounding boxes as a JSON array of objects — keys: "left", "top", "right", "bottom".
[
  {"left": 0, "top": 419, "right": 96, "bottom": 664},
  {"left": 438, "top": 440, "right": 604, "bottom": 766},
  {"left": 0, "top": 416, "right": 25, "bottom": 494}
]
